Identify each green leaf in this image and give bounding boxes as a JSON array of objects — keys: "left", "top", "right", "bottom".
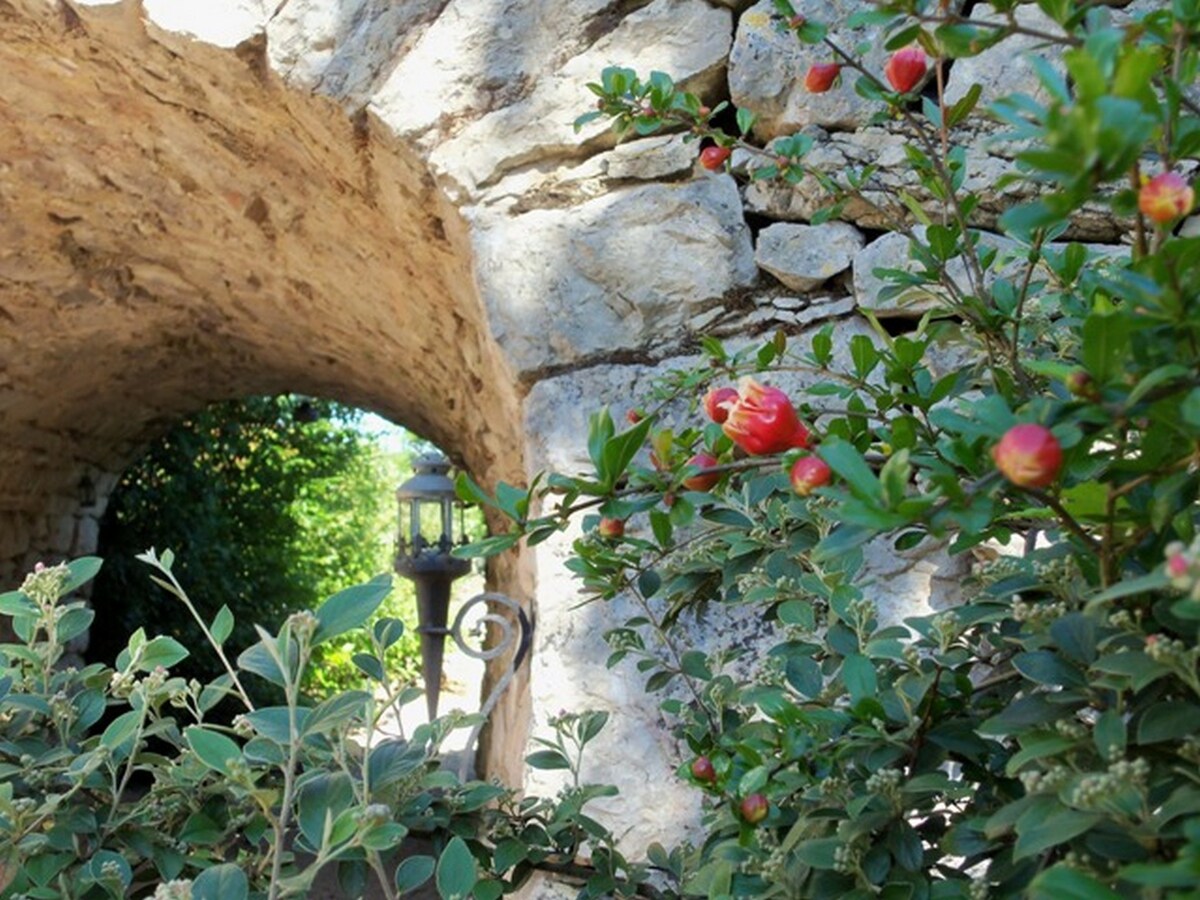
[
  {"left": 1049, "top": 613, "right": 1097, "bottom": 665},
  {"left": 64, "top": 556, "right": 103, "bottom": 593},
  {"left": 297, "top": 772, "right": 355, "bottom": 847},
  {"left": 819, "top": 438, "right": 882, "bottom": 503},
  {"left": 1014, "top": 805, "right": 1102, "bottom": 859},
  {"left": 192, "top": 865, "right": 249, "bottom": 900},
  {"left": 314, "top": 577, "right": 392, "bottom": 645},
  {"left": 1137, "top": 702, "right": 1200, "bottom": 744},
  {"left": 1081, "top": 312, "right": 1130, "bottom": 385},
  {"left": 794, "top": 838, "right": 841, "bottom": 869},
  {"left": 101, "top": 709, "right": 142, "bottom": 751},
  {"left": 395, "top": 856, "right": 436, "bottom": 893},
  {"left": 436, "top": 836, "right": 478, "bottom": 900},
  {"left": 1028, "top": 865, "right": 1123, "bottom": 900},
  {"left": 1093, "top": 709, "right": 1125, "bottom": 760},
  {"left": 138, "top": 635, "right": 189, "bottom": 671},
  {"left": 57, "top": 606, "right": 94, "bottom": 644},
  {"left": 736, "top": 107, "right": 757, "bottom": 135},
  {"left": 599, "top": 417, "right": 652, "bottom": 489},
  {"left": 211, "top": 605, "right": 234, "bottom": 645},
  {"left": 843, "top": 654, "right": 878, "bottom": 702},
  {"left": 525, "top": 750, "right": 571, "bottom": 770},
  {"left": 1012, "top": 650, "right": 1086, "bottom": 688},
  {"left": 185, "top": 726, "right": 242, "bottom": 776}
]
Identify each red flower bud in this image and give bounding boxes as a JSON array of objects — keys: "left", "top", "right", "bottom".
[
  {"left": 699, "top": 145, "right": 732, "bottom": 171},
  {"left": 885, "top": 46, "right": 927, "bottom": 93},
  {"left": 704, "top": 386, "right": 739, "bottom": 424},
  {"left": 683, "top": 453, "right": 721, "bottom": 491},
  {"left": 805, "top": 63, "right": 841, "bottom": 93},
  {"left": 790, "top": 455, "right": 832, "bottom": 496},
  {"left": 787, "top": 14, "right": 806, "bottom": 29},
  {"left": 1139, "top": 172, "right": 1194, "bottom": 225},
  {"left": 626, "top": 409, "right": 644, "bottom": 425},
  {"left": 690, "top": 756, "right": 717, "bottom": 784},
  {"left": 722, "top": 378, "right": 811, "bottom": 456},
  {"left": 740, "top": 793, "right": 769, "bottom": 824},
  {"left": 992, "top": 424, "right": 1062, "bottom": 489},
  {"left": 598, "top": 517, "right": 626, "bottom": 539}
]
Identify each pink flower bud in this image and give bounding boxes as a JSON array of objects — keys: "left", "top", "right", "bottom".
[
  {"left": 805, "top": 63, "right": 841, "bottom": 93},
  {"left": 885, "top": 46, "right": 928, "bottom": 94},
  {"left": 1139, "top": 172, "right": 1194, "bottom": 225},
  {"left": 992, "top": 424, "right": 1063, "bottom": 489},
  {"left": 1167, "top": 553, "right": 1190, "bottom": 579},
  {"left": 722, "top": 378, "right": 811, "bottom": 456},
  {"left": 790, "top": 455, "right": 832, "bottom": 496}
]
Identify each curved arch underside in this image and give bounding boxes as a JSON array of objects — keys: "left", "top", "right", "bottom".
[{"left": 0, "top": 0, "right": 525, "bottom": 570}]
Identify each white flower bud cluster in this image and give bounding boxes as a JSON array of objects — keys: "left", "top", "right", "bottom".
[
  {"left": 152, "top": 880, "right": 194, "bottom": 900},
  {"left": 970, "top": 555, "right": 1024, "bottom": 586},
  {"left": 1031, "top": 556, "right": 1081, "bottom": 600},
  {"left": 19, "top": 562, "right": 70, "bottom": 606},
  {"left": 865, "top": 767, "right": 903, "bottom": 805},
  {"left": 1010, "top": 597, "right": 1067, "bottom": 629},
  {"left": 832, "top": 842, "right": 860, "bottom": 875},
  {"left": 1054, "top": 718, "right": 1087, "bottom": 740},
  {"left": 1071, "top": 757, "right": 1150, "bottom": 807},
  {"left": 1017, "top": 764, "right": 1072, "bottom": 795},
  {"left": 1145, "top": 634, "right": 1190, "bottom": 666},
  {"left": 1106, "top": 608, "right": 1138, "bottom": 631},
  {"left": 967, "top": 876, "right": 990, "bottom": 900}
]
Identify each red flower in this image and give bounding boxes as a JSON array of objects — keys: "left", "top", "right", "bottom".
[
  {"left": 805, "top": 63, "right": 841, "bottom": 93},
  {"left": 699, "top": 146, "right": 732, "bottom": 171},
  {"left": 1139, "top": 172, "right": 1194, "bottom": 225},
  {"left": 722, "top": 378, "right": 811, "bottom": 456},
  {"left": 790, "top": 455, "right": 832, "bottom": 496},
  {"left": 992, "top": 424, "right": 1062, "bottom": 488},
  {"left": 885, "top": 46, "right": 927, "bottom": 93},
  {"left": 703, "top": 386, "right": 739, "bottom": 424}
]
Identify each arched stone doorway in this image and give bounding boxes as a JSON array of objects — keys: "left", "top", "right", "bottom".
[{"left": 0, "top": 0, "right": 529, "bottom": 781}]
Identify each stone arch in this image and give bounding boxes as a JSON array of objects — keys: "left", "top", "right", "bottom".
[{"left": 0, "top": 1, "right": 530, "bottom": 779}]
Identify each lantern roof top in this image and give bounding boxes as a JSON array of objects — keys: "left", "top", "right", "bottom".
[{"left": 396, "top": 452, "right": 457, "bottom": 501}]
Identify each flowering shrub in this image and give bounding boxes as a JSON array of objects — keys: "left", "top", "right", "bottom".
[
  {"left": 0, "top": 556, "right": 643, "bottom": 898},
  {"left": 459, "top": 0, "right": 1200, "bottom": 896}
]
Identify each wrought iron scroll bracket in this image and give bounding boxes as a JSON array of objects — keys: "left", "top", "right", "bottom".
[{"left": 444, "top": 592, "right": 532, "bottom": 781}]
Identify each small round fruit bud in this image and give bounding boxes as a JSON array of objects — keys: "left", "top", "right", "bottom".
[
  {"left": 885, "top": 46, "right": 928, "bottom": 93},
  {"left": 740, "top": 793, "right": 769, "bottom": 824},
  {"left": 804, "top": 63, "right": 841, "bottom": 93},
  {"left": 690, "top": 756, "right": 716, "bottom": 784},
  {"left": 626, "top": 409, "right": 644, "bottom": 425},
  {"left": 598, "top": 517, "right": 626, "bottom": 539},
  {"left": 699, "top": 145, "right": 732, "bottom": 171},
  {"left": 1139, "top": 172, "right": 1194, "bottom": 225},
  {"left": 790, "top": 455, "right": 832, "bottom": 496},
  {"left": 682, "top": 453, "right": 720, "bottom": 491},
  {"left": 992, "top": 424, "right": 1063, "bottom": 489}
]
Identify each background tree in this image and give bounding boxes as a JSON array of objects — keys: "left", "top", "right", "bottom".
[{"left": 89, "top": 395, "right": 421, "bottom": 699}]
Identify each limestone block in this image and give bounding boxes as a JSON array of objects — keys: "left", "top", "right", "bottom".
[
  {"left": 266, "top": 0, "right": 446, "bottom": 103},
  {"left": 603, "top": 134, "right": 698, "bottom": 182},
  {"left": 422, "top": 0, "right": 732, "bottom": 196},
  {"left": 755, "top": 221, "right": 863, "bottom": 291},
  {"left": 729, "top": 0, "right": 896, "bottom": 139},
  {"left": 743, "top": 127, "right": 1124, "bottom": 241},
  {"left": 944, "top": 6, "right": 1068, "bottom": 109},
  {"left": 471, "top": 176, "right": 756, "bottom": 379}
]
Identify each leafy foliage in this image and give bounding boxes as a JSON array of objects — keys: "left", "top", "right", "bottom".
[
  {"left": 0, "top": 555, "right": 638, "bottom": 899},
  {"left": 89, "top": 396, "right": 419, "bottom": 700},
  {"left": 461, "top": 1, "right": 1200, "bottom": 896}
]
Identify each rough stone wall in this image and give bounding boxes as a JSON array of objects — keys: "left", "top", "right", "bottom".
[{"left": 1, "top": 0, "right": 1171, "bottom": 859}]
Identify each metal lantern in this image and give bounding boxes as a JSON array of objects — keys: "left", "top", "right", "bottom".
[{"left": 394, "top": 453, "right": 471, "bottom": 720}]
